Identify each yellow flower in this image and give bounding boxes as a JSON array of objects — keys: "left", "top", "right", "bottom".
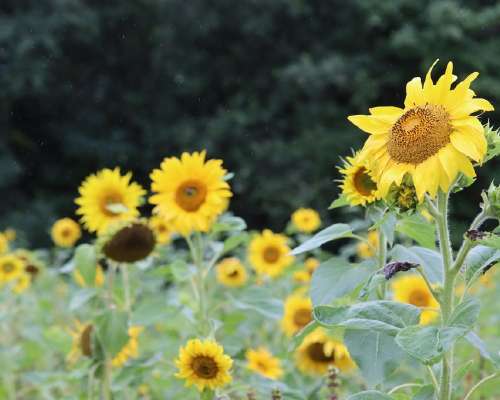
[
  {"left": 14, "top": 249, "right": 43, "bottom": 280},
  {"left": 338, "top": 152, "right": 380, "bottom": 206},
  {"left": 248, "top": 230, "right": 294, "bottom": 278},
  {"left": 13, "top": 273, "right": 31, "bottom": 294},
  {"left": 76, "top": 168, "right": 145, "bottom": 234},
  {"left": 356, "top": 231, "right": 379, "bottom": 259},
  {"left": 175, "top": 339, "right": 233, "bottom": 391},
  {"left": 51, "top": 218, "right": 82, "bottom": 248},
  {"left": 293, "top": 257, "right": 320, "bottom": 284},
  {"left": 295, "top": 328, "right": 355, "bottom": 375},
  {"left": 149, "top": 215, "right": 173, "bottom": 244},
  {"left": 0, "top": 254, "right": 24, "bottom": 283},
  {"left": 392, "top": 274, "right": 440, "bottom": 325},
  {"left": 68, "top": 320, "right": 94, "bottom": 364},
  {"left": 0, "top": 233, "right": 9, "bottom": 254},
  {"left": 216, "top": 257, "right": 248, "bottom": 288},
  {"left": 281, "top": 294, "right": 313, "bottom": 337},
  {"left": 73, "top": 264, "right": 105, "bottom": 287},
  {"left": 4, "top": 229, "right": 16, "bottom": 242},
  {"left": 246, "top": 347, "right": 283, "bottom": 380},
  {"left": 291, "top": 208, "right": 321, "bottom": 233},
  {"left": 150, "top": 151, "right": 232, "bottom": 236},
  {"left": 112, "top": 326, "right": 143, "bottom": 367},
  {"left": 349, "top": 61, "right": 493, "bottom": 201}
]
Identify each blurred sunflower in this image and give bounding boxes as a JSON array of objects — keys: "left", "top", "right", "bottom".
[
  {"left": 51, "top": 218, "right": 82, "bottom": 248},
  {"left": 4, "top": 229, "right": 16, "bottom": 242},
  {"left": 293, "top": 257, "right": 320, "bottom": 284},
  {"left": 216, "top": 257, "right": 248, "bottom": 288},
  {"left": 349, "top": 61, "right": 493, "bottom": 201},
  {"left": 392, "top": 274, "right": 439, "bottom": 325},
  {"left": 356, "top": 231, "right": 379, "bottom": 259},
  {"left": 76, "top": 168, "right": 145, "bottom": 234},
  {"left": 73, "top": 264, "right": 105, "bottom": 288},
  {"left": 295, "top": 329, "right": 355, "bottom": 375},
  {"left": 248, "top": 230, "right": 294, "bottom": 278},
  {"left": 13, "top": 273, "right": 31, "bottom": 294},
  {"left": 149, "top": 215, "right": 173, "bottom": 244},
  {"left": 291, "top": 208, "right": 321, "bottom": 233},
  {"left": 0, "top": 254, "right": 24, "bottom": 283},
  {"left": 246, "top": 347, "right": 283, "bottom": 380},
  {"left": 112, "top": 326, "right": 143, "bottom": 367},
  {"left": 281, "top": 294, "right": 312, "bottom": 337},
  {"left": 338, "top": 152, "right": 380, "bottom": 206},
  {"left": 14, "top": 249, "right": 44, "bottom": 280},
  {"left": 0, "top": 233, "right": 9, "bottom": 254},
  {"left": 175, "top": 338, "right": 233, "bottom": 391},
  {"left": 68, "top": 320, "right": 94, "bottom": 363},
  {"left": 150, "top": 151, "right": 232, "bottom": 236}
]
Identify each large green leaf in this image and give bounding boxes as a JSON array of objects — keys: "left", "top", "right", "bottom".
[
  {"left": 95, "top": 311, "right": 130, "bottom": 358},
  {"left": 478, "top": 234, "right": 500, "bottom": 250},
  {"left": 412, "top": 385, "right": 435, "bottom": 400},
  {"left": 465, "top": 245, "right": 500, "bottom": 283},
  {"left": 291, "top": 223, "right": 352, "bottom": 255},
  {"left": 449, "top": 297, "right": 480, "bottom": 329},
  {"left": 69, "top": 288, "right": 97, "bottom": 311},
  {"left": 465, "top": 332, "right": 500, "bottom": 367},
  {"left": 390, "top": 245, "right": 443, "bottom": 283},
  {"left": 229, "top": 287, "right": 283, "bottom": 320},
  {"left": 73, "top": 244, "right": 97, "bottom": 286},
  {"left": 348, "top": 391, "right": 393, "bottom": 400},
  {"left": 396, "top": 215, "right": 436, "bottom": 249}
]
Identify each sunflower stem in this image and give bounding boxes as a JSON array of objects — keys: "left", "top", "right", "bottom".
[
  {"left": 376, "top": 229, "right": 388, "bottom": 299},
  {"left": 121, "top": 263, "right": 132, "bottom": 318},
  {"left": 101, "top": 358, "right": 112, "bottom": 400}
]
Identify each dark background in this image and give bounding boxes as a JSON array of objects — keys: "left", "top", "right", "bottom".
[{"left": 1, "top": 0, "right": 499, "bottom": 246}]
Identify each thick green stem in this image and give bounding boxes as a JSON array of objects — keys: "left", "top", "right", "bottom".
[
  {"left": 121, "top": 264, "right": 131, "bottom": 317},
  {"left": 101, "top": 359, "right": 112, "bottom": 400},
  {"left": 187, "top": 234, "right": 209, "bottom": 336}
]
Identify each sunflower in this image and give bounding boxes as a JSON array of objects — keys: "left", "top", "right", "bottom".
[
  {"left": 246, "top": 347, "right": 283, "bottom": 380},
  {"left": 0, "top": 233, "right": 9, "bottom": 254},
  {"left": 356, "top": 231, "right": 379, "bottom": 259},
  {"left": 73, "top": 264, "right": 105, "bottom": 288},
  {"left": 293, "top": 257, "right": 320, "bottom": 284},
  {"left": 392, "top": 274, "right": 439, "bottom": 325},
  {"left": 4, "top": 229, "right": 16, "bottom": 242},
  {"left": 51, "top": 218, "right": 82, "bottom": 248},
  {"left": 248, "top": 230, "right": 294, "bottom": 278},
  {"left": 68, "top": 320, "right": 94, "bottom": 364},
  {"left": 295, "top": 329, "right": 355, "bottom": 375},
  {"left": 291, "top": 208, "right": 321, "bottom": 233},
  {"left": 349, "top": 61, "right": 493, "bottom": 201},
  {"left": 149, "top": 215, "right": 173, "bottom": 244},
  {"left": 111, "top": 326, "right": 143, "bottom": 367},
  {"left": 76, "top": 168, "right": 145, "bottom": 234},
  {"left": 14, "top": 249, "right": 43, "bottom": 280},
  {"left": 149, "top": 151, "right": 232, "bottom": 236},
  {"left": 281, "top": 294, "right": 313, "bottom": 337},
  {"left": 338, "top": 152, "right": 380, "bottom": 206},
  {"left": 175, "top": 338, "right": 233, "bottom": 391},
  {"left": 216, "top": 257, "right": 248, "bottom": 288},
  {"left": 0, "top": 254, "right": 24, "bottom": 283},
  {"left": 13, "top": 273, "right": 31, "bottom": 294}
]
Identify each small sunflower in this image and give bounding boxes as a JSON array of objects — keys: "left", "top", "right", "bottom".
[
  {"left": 150, "top": 151, "right": 232, "bottom": 236},
  {"left": 293, "top": 257, "right": 320, "bottom": 284},
  {"left": 281, "top": 294, "right": 313, "bottom": 337},
  {"left": 73, "top": 264, "right": 105, "bottom": 287},
  {"left": 76, "top": 168, "right": 145, "bottom": 234},
  {"left": 356, "top": 231, "right": 379, "bottom": 259},
  {"left": 13, "top": 273, "right": 31, "bottom": 294},
  {"left": 51, "top": 218, "right": 82, "bottom": 248},
  {"left": 338, "top": 151, "right": 381, "bottom": 206},
  {"left": 349, "top": 61, "right": 493, "bottom": 201},
  {"left": 216, "top": 257, "right": 248, "bottom": 288},
  {"left": 68, "top": 320, "right": 94, "bottom": 364},
  {"left": 295, "top": 328, "right": 355, "bottom": 375},
  {"left": 246, "top": 347, "right": 284, "bottom": 380},
  {"left": 291, "top": 208, "right": 321, "bottom": 233},
  {"left": 149, "top": 215, "right": 173, "bottom": 245},
  {"left": 112, "top": 326, "right": 143, "bottom": 367},
  {"left": 0, "top": 233, "right": 9, "bottom": 254},
  {"left": 248, "top": 230, "right": 294, "bottom": 278},
  {"left": 175, "top": 338, "right": 233, "bottom": 391},
  {"left": 392, "top": 274, "right": 439, "bottom": 325},
  {"left": 0, "top": 254, "right": 24, "bottom": 283},
  {"left": 14, "top": 249, "right": 43, "bottom": 280},
  {"left": 4, "top": 229, "right": 16, "bottom": 242}
]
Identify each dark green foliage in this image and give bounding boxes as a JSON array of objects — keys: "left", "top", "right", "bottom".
[{"left": 0, "top": 0, "right": 499, "bottom": 245}]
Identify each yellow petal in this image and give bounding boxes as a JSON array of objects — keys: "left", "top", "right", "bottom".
[
  {"left": 437, "top": 146, "right": 460, "bottom": 185},
  {"left": 378, "top": 163, "right": 409, "bottom": 196},
  {"left": 347, "top": 115, "right": 391, "bottom": 135},
  {"left": 404, "top": 77, "right": 424, "bottom": 108},
  {"left": 455, "top": 152, "right": 476, "bottom": 178},
  {"left": 452, "top": 120, "right": 487, "bottom": 157},
  {"left": 450, "top": 98, "right": 494, "bottom": 119},
  {"left": 450, "top": 131, "right": 483, "bottom": 162},
  {"left": 433, "top": 61, "right": 454, "bottom": 104}
]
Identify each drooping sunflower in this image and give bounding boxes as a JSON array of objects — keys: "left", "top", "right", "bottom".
[
  {"left": 0, "top": 254, "right": 24, "bottom": 283},
  {"left": 291, "top": 208, "right": 321, "bottom": 233},
  {"left": 293, "top": 257, "right": 320, "bottom": 284},
  {"left": 73, "top": 264, "right": 105, "bottom": 288},
  {"left": 349, "top": 61, "right": 494, "bottom": 201},
  {"left": 51, "top": 218, "right": 82, "bottom": 248},
  {"left": 295, "top": 328, "right": 355, "bottom": 376},
  {"left": 67, "top": 320, "right": 94, "bottom": 364},
  {"left": 356, "top": 230, "right": 379, "bottom": 259},
  {"left": 0, "top": 233, "right": 9, "bottom": 254},
  {"left": 392, "top": 274, "right": 439, "bottom": 325},
  {"left": 111, "top": 326, "right": 143, "bottom": 367},
  {"left": 248, "top": 230, "right": 294, "bottom": 278},
  {"left": 149, "top": 215, "right": 173, "bottom": 245},
  {"left": 149, "top": 151, "right": 232, "bottom": 236},
  {"left": 216, "top": 257, "right": 248, "bottom": 288},
  {"left": 246, "top": 347, "right": 284, "bottom": 380},
  {"left": 76, "top": 168, "right": 145, "bottom": 234},
  {"left": 281, "top": 294, "right": 313, "bottom": 337},
  {"left": 338, "top": 152, "right": 380, "bottom": 206},
  {"left": 175, "top": 338, "right": 233, "bottom": 391}
]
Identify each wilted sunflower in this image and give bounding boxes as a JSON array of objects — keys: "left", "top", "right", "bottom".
[
  {"left": 392, "top": 274, "right": 439, "bottom": 325},
  {"left": 349, "top": 61, "right": 494, "bottom": 201},
  {"left": 356, "top": 231, "right": 379, "bottom": 259},
  {"left": 111, "top": 326, "right": 143, "bottom": 367},
  {"left": 0, "top": 254, "right": 24, "bottom": 283},
  {"left": 149, "top": 215, "right": 173, "bottom": 245},
  {"left": 0, "top": 233, "right": 9, "bottom": 254},
  {"left": 76, "top": 168, "right": 145, "bottom": 234},
  {"left": 246, "top": 347, "right": 283, "bottom": 380},
  {"left": 248, "top": 230, "right": 294, "bottom": 278},
  {"left": 175, "top": 338, "right": 233, "bottom": 391},
  {"left": 338, "top": 152, "right": 380, "bottom": 206},
  {"left": 51, "top": 218, "right": 82, "bottom": 248},
  {"left": 291, "top": 208, "right": 321, "bottom": 233},
  {"left": 293, "top": 257, "right": 320, "bottom": 284},
  {"left": 281, "top": 294, "right": 313, "bottom": 337},
  {"left": 295, "top": 329, "right": 355, "bottom": 375},
  {"left": 216, "top": 257, "right": 248, "bottom": 288},
  {"left": 150, "top": 151, "right": 232, "bottom": 236},
  {"left": 73, "top": 264, "right": 105, "bottom": 287},
  {"left": 68, "top": 320, "right": 94, "bottom": 364}
]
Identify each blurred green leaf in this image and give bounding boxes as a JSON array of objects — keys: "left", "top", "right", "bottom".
[
  {"left": 348, "top": 391, "right": 393, "bottom": 400},
  {"left": 291, "top": 223, "right": 352, "bottom": 255},
  {"left": 73, "top": 244, "right": 97, "bottom": 286},
  {"left": 95, "top": 311, "right": 129, "bottom": 358},
  {"left": 396, "top": 215, "right": 436, "bottom": 249}
]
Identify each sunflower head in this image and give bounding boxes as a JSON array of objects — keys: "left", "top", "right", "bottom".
[
  {"left": 356, "top": 231, "right": 379, "bottom": 259},
  {"left": 216, "top": 257, "right": 248, "bottom": 288},
  {"left": 291, "top": 208, "right": 321, "bottom": 233},
  {"left": 149, "top": 151, "right": 232, "bottom": 236},
  {"left": 349, "top": 61, "right": 494, "bottom": 201},
  {"left": 149, "top": 215, "right": 174, "bottom": 245},
  {"left": 338, "top": 152, "right": 380, "bottom": 206},
  {"left": 76, "top": 168, "right": 145, "bottom": 234},
  {"left": 14, "top": 249, "right": 44, "bottom": 280},
  {"left": 51, "top": 218, "right": 82, "bottom": 248},
  {"left": 12, "top": 273, "right": 31, "bottom": 294},
  {"left": 175, "top": 339, "right": 233, "bottom": 391},
  {"left": 68, "top": 320, "right": 95, "bottom": 364},
  {"left": 111, "top": 326, "right": 143, "bottom": 368},
  {"left": 246, "top": 347, "right": 283, "bottom": 380},
  {"left": 0, "top": 254, "right": 24, "bottom": 284},
  {"left": 281, "top": 294, "right": 313, "bottom": 337},
  {"left": 248, "top": 230, "right": 294, "bottom": 278}
]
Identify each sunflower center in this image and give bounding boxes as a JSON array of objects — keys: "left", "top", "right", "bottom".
[
  {"left": 293, "top": 308, "right": 312, "bottom": 328},
  {"left": 102, "top": 193, "right": 126, "bottom": 216},
  {"left": 80, "top": 324, "right": 93, "bottom": 357},
  {"left": 409, "top": 289, "right": 430, "bottom": 307},
  {"left": 227, "top": 268, "right": 240, "bottom": 278},
  {"left": 256, "top": 361, "right": 269, "bottom": 371},
  {"left": 307, "top": 342, "right": 334, "bottom": 363},
  {"left": 61, "top": 228, "right": 72, "bottom": 238},
  {"left": 263, "top": 246, "right": 280, "bottom": 263},
  {"left": 2, "top": 263, "right": 15, "bottom": 273},
  {"left": 388, "top": 104, "right": 451, "bottom": 164},
  {"left": 353, "top": 167, "right": 377, "bottom": 196},
  {"left": 103, "top": 223, "right": 156, "bottom": 263},
  {"left": 176, "top": 180, "right": 208, "bottom": 212},
  {"left": 192, "top": 356, "right": 218, "bottom": 379}
]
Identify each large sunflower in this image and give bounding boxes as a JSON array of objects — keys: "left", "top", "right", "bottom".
[
  {"left": 175, "top": 338, "right": 233, "bottom": 391},
  {"left": 0, "top": 254, "right": 24, "bottom": 283},
  {"left": 246, "top": 347, "right": 283, "bottom": 380},
  {"left": 216, "top": 257, "right": 248, "bottom": 288},
  {"left": 149, "top": 151, "right": 232, "bottom": 236},
  {"left": 348, "top": 61, "right": 493, "bottom": 201},
  {"left": 248, "top": 230, "right": 294, "bottom": 278},
  {"left": 281, "top": 294, "right": 313, "bottom": 337},
  {"left": 338, "top": 152, "right": 380, "bottom": 206},
  {"left": 51, "top": 218, "right": 82, "bottom": 248},
  {"left": 76, "top": 168, "right": 145, "bottom": 234}
]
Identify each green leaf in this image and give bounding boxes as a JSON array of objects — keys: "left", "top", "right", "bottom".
[
  {"left": 348, "top": 391, "right": 393, "bottom": 400},
  {"left": 329, "top": 194, "right": 350, "bottom": 209},
  {"left": 169, "top": 260, "right": 195, "bottom": 282},
  {"left": 69, "top": 288, "right": 97, "bottom": 311},
  {"left": 95, "top": 311, "right": 130, "bottom": 358},
  {"left": 449, "top": 297, "right": 480, "bottom": 329},
  {"left": 465, "top": 332, "right": 500, "bottom": 367},
  {"left": 478, "top": 234, "right": 500, "bottom": 250},
  {"left": 396, "top": 214, "right": 436, "bottom": 249},
  {"left": 464, "top": 245, "right": 500, "bottom": 283},
  {"left": 390, "top": 245, "right": 443, "bottom": 283},
  {"left": 412, "top": 385, "right": 435, "bottom": 400},
  {"left": 310, "top": 258, "right": 375, "bottom": 306},
  {"left": 211, "top": 216, "right": 246, "bottom": 233},
  {"left": 73, "top": 244, "right": 97, "bottom": 286},
  {"left": 291, "top": 223, "right": 352, "bottom": 255},
  {"left": 289, "top": 320, "right": 319, "bottom": 351},
  {"left": 222, "top": 232, "right": 248, "bottom": 254},
  {"left": 314, "top": 301, "right": 421, "bottom": 335},
  {"left": 375, "top": 212, "right": 398, "bottom": 246},
  {"left": 452, "top": 360, "right": 474, "bottom": 391},
  {"left": 229, "top": 287, "right": 283, "bottom": 320}
]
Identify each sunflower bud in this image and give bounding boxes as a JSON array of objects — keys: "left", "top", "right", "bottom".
[
  {"left": 382, "top": 261, "right": 419, "bottom": 280},
  {"left": 386, "top": 181, "right": 418, "bottom": 213},
  {"left": 271, "top": 389, "right": 282, "bottom": 400},
  {"left": 481, "top": 182, "right": 500, "bottom": 219},
  {"left": 484, "top": 122, "right": 500, "bottom": 163}
]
